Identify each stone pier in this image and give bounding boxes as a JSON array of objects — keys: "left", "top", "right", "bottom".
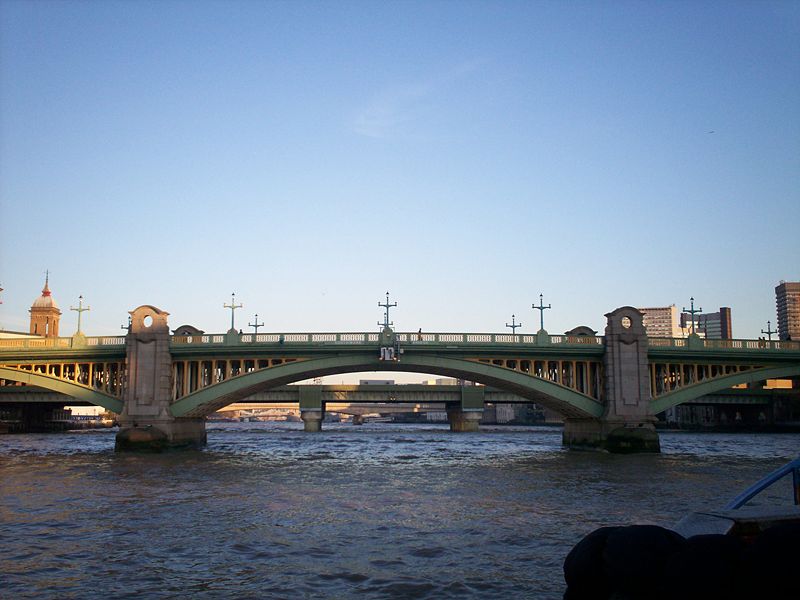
[
  {"left": 562, "top": 306, "right": 660, "bottom": 453},
  {"left": 446, "top": 385, "right": 485, "bottom": 432},
  {"left": 299, "top": 386, "right": 324, "bottom": 432},
  {"left": 447, "top": 407, "right": 482, "bottom": 432},
  {"left": 115, "top": 305, "right": 207, "bottom": 451}
]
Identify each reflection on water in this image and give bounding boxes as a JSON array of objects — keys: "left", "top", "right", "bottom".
[{"left": 1, "top": 423, "right": 798, "bottom": 599}]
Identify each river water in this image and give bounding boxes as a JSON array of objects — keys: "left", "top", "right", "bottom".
[{"left": 1, "top": 423, "right": 798, "bottom": 599}]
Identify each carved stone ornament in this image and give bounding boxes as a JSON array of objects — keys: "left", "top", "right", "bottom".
[
  {"left": 128, "top": 305, "right": 170, "bottom": 336},
  {"left": 604, "top": 306, "right": 646, "bottom": 344}
]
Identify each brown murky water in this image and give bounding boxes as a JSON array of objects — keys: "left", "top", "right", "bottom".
[{"left": 1, "top": 423, "right": 798, "bottom": 599}]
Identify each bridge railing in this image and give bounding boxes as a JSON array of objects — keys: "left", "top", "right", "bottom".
[
  {"left": 649, "top": 337, "right": 800, "bottom": 351},
  {"left": 0, "top": 336, "right": 126, "bottom": 350},
  {"left": 170, "top": 332, "right": 606, "bottom": 346}
]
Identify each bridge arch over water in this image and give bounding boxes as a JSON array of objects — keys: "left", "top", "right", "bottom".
[
  {"left": 169, "top": 353, "right": 604, "bottom": 419},
  {"left": 650, "top": 364, "right": 800, "bottom": 414},
  {"left": 0, "top": 366, "right": 124, "bottom": 413}
]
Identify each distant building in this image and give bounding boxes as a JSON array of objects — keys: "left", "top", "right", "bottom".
[
  {"left": 29, "top": 274, "right": 61, "bottom": 338},
  {"left": 422, "top": 378, "right": 477, "bottom": 386},
  {"left": 564, "top": 326, "right": 597, "bottom": 337},
  {"left": 172, "top": 325, "right": 205, "bottom": 336},
  {"left": 680, "top": 307, "right": 733, "bottom": 339},
  {"left": 775, "top": 281, "right": 800, "bottom": 341},
  {"left": 639, "top": 305, "right": 682, "bottom": 338}
]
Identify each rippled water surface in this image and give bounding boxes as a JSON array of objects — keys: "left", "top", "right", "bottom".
[{"left": 1, "top": 423, "right": 798, "bottom": 599}]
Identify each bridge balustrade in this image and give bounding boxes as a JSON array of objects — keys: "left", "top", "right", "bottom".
[
  {"left": 0, "top": 336, "right": 126, "bottom": 349},
  {"left": 86, "top": 336, "right": 127, "bottom": 346},
  {"left": 648, "top": 337, "right": 800, "bottom": 351},
  {"left": 170, "top": 332, "right": 606, "bottom": 346}
]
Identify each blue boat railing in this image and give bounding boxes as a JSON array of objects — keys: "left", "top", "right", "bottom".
[{"left": 724, "top": 456, "right": 800, "bottom": 510}]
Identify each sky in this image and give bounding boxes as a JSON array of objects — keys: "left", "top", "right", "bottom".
[{"left": 1, "top": 0, "right": 799, "bottom": 363}]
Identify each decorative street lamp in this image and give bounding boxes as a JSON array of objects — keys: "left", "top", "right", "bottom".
[
  {"left": 532, "top": 294, "right": 551, "bottom": 332},
  {"left": 378, "top": 291, "right": 397, "bottom": 330},
  {"left": 70, "top": 295, "right": 90, "bottom": 334},
  {"left": 224, "top": 293, "right": 243, "bottom": 333},
  {"left": 682, "top": 297, "right": 702, "bottom": 335},
  {"left": 761, "top": 320, "right": 776, "bottom": 341},
  {"left": 249, "top": 313, "right": 264, "bottom": 335},
  {"left": 506, "top": 314, "right": 522, "bottom": 335}
]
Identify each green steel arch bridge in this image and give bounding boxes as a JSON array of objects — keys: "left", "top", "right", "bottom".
[{"left": 1, "top": 304, "right": 798, "bottom": 452}]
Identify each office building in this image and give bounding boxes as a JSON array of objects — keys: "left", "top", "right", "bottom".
[
  {"left": 680, "top": 307, "right": 733, "bottom": 339},
  {"left": 775, "top": 281, "right": 800, "bottom": 341},
  {"left": 639, "top": 305, "right": 682, "bottom": 338}
]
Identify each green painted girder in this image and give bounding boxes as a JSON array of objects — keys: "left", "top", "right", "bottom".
[
  {"left": 650, "top": 365, "right": 800, "bottom": 415},
  {"left": 647, "top": 348, "right": 800, "bottom": 365},
  {"left": 0, "top": 366, "right": 124, "bottom": 414},
  {"left": 647, "top": 355, "right": 800, "bottom": 368},
  {"left": 170, "top": 352, "right": 604, "bottom": 420},
  {"left": 0, "top": 348, "right": 127, "bottom": 363}
]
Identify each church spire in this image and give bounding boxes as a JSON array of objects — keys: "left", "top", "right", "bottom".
[{"left": 42, "top": 270, "right": 51, "bottom": 297}]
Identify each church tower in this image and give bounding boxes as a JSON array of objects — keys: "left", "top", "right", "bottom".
[{"left": 29, "top": 273, "right": 61, "bottom": 337}]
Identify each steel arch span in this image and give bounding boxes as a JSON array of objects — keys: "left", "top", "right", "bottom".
[
  {"left": 0, "top": 366, "right": 124, "bottom": 414},
  {"left": 169, "top": 353, "right": 604, "bottom": 419},
  {"left": 650, "top": 365, "right": 800, "bottom": 415}
]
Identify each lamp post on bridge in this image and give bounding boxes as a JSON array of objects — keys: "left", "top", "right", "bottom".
[
  {"left": 505, "top": 314, "right": 522, "bottom": 335},
  {"left": 70, "top": 295, "right": 90, "bottom": 335},
  {"left": 121, "top": 316, "right": 131, "bottom": 333},
  {"left": 532, "top": 294, "right": 551, "bottom": 333},
  {"left": 249, "top": 314, "right": 264, "bottom": 337},
  {"left": 761, "top": 320, "right": 777, "bottom": 341},
  {"left": 378, "top": 291, "right": 397, "bottom": 330},
  {"left": 224, "top": 293, "right": 243, "bottom": 334},
  {"left": 682, "top": 297, "right": 702, "bottom": 335}
]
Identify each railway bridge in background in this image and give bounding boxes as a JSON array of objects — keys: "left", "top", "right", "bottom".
[{"left": 1, "top": 304, "right": 798, "bottom": 452}]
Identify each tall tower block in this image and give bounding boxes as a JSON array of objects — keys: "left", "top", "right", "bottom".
[{"left": 775, "top": 281, "right": 800, "bottom": 341}]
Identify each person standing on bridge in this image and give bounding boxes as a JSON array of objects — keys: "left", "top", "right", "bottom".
[{"left": 418, "top": 328, "right": 423, "bottom": 341}]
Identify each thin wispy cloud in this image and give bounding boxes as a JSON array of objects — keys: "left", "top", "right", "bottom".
[
  {"left": 353, "top": 82, "right": 432, "bottom": 139},
  {"left": 352, "top": 60, "right": 485, "bottom": 140}
]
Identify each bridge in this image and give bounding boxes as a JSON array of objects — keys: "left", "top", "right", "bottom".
[
  {"left": 1, "top": 304, "right": 798, "bottom": 452},
  {"left": 0, "top": 384, "right": 536, "bottom": 428}
]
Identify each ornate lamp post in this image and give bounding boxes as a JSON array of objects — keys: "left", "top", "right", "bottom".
[
  {"left": 682, "top": 297, "right": 702, "bottom": 335},
  {"left": 505, "top": 314, "right": 522, "bottom": 335},
  {"left": 249, "top": 314, "right": 264, "bottom": 335},
  {"left": 70, "top": 295, "right": 90, "bottom": 334},
  {"left": 761, "top": 320, "right": 776, "bottom": 341},
  {"left": 224, "top": 293, "right": 243, "bottom": 333},
  {"left": 532, "top": 294, "right": 551, "bottom": 332},
  {"left": 378, "top": 291, "right": 397, "bottom": 330}
]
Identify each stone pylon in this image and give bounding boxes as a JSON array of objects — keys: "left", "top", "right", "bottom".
[
  {"left": 563, "top": 306, "right": 660, "bottom": 453},
  {"left": 115, "top": 305, "right": 206, "bottom": 451}
]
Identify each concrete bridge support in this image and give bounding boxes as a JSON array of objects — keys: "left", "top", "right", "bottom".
[
  {"left": 562, "top": 307, "right": 660, "bottom": 453},
  {"left": 446, "top": 386, "right": 484, "bottom": 432},
  {"left": 299, "top": 386, "right": 324, "bottom": 432},
  {"left": 115, "top": 306, "right": 207, "bottom": 451}
]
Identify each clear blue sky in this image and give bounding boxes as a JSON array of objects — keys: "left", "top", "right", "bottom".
[{"left": 1, "top": 1, "right": 799, "bottom": 349}]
